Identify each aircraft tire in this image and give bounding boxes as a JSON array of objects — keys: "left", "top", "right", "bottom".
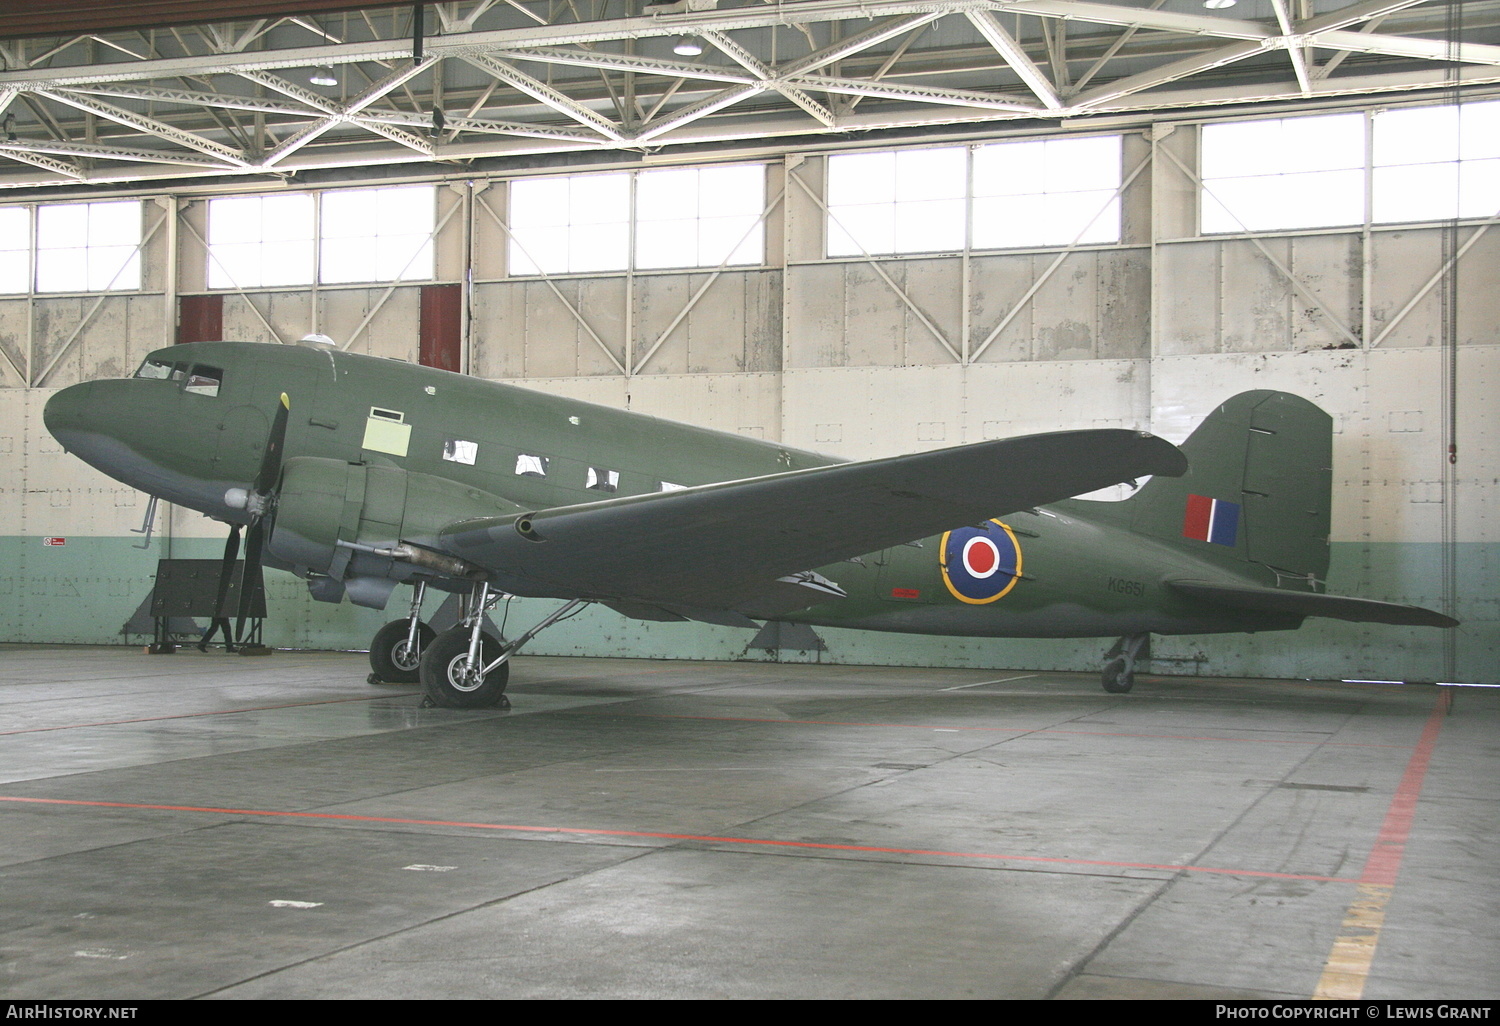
[
  {"left": 420, "top": 627, "right": 510, "bottom": 708},
  {"left": 369, "top": 619, "right": 436, "bottom": 684},
  {"left": 1101, "top": 657, "right": 1134, "bottom": 694}
]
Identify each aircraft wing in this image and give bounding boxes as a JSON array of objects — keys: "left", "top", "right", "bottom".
[
  {"left": 436, "top": 428, "right": 1186, "bottom": 611},
  {"left": 1166, "top": 579, "right": 1459, "bottom": 628}
]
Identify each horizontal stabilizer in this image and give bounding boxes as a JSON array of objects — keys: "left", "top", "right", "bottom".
[
  {"left": 440, "top": 428, "right": 1186, "bottom": 609},
  {"left": 1167, "top": 579, "right": 1458, "bottom": 628}
]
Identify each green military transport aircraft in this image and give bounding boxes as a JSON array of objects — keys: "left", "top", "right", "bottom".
[{"left": 44, "top": 338, "right": 1456, "bottom": 707}]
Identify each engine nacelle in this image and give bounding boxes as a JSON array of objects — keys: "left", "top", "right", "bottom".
[{"left": 267, "top": 457, "right": 523, "bottom": 608}]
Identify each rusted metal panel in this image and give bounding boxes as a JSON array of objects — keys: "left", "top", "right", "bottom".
[
  {"left": 177, "top": 294, "right": 223, "bottom": 345},
  {"left": 419, "top": 283, "right": 462, "bottom": 373}
]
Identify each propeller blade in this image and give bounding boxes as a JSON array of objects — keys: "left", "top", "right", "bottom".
[
  {"left": 214, "top": 524, "right": 241, "bottom": 619},
  {"left": 236, "top": 519, "right": 266, "bottom": 643},
  {"left": 253, "top": 392, "right": 290, "bottom": 497},
  {"left": 233, "top": 392, "right": 288, "bottom": 645}
]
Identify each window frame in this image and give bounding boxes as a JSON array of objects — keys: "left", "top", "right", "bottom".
[
  {"left": 34, "top": 198, "right": 144, "bottom": 294},
  {"left": 1197, "top": 101, "right": 1500, "bottom": 236},
  {"left": 506, "top": 163, "right": 769, "bottom": 278},
  {"left": 823, "top": 135, "right": 1128, "bottom": 260},
  {"left": 205, "top": 184, "right": 437, "bottom": 290}
]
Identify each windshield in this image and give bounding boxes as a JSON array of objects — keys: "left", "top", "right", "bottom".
[
  {"left": 134, "top": 357, "right": 223, "bottom": 396},
  {"left": 134, "top": 357, "right": 184, "bottom": 381}
]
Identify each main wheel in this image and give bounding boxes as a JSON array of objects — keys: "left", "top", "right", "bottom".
[
  {"left": 369, "top": 619, "right": 436, "bottom": 683},
  {"left": 419, "top": 627, "right": 510, "bottom": 708},
  {"left": 1101, "top": 657, "right": 1134, "bottom": 694}
]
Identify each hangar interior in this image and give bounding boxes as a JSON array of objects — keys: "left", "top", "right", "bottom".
[
  {"left": 1, "top": 1, "right": 1498, "bottom": 1004},
  {"left": 0, "top": 0, "right": 1496, "bottom": 684}
]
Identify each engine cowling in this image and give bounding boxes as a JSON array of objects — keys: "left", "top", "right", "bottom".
[{"left": 266, "top": 457, "right": 522, "bottom": 607}]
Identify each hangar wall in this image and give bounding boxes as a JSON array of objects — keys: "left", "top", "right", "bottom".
[{"left": 2, "top": 111, "right": 1495, "bottom": 683}]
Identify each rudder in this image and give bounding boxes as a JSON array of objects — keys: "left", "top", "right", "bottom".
[{"left": 1128, "top": 391, "right": 1333, "bottom": 583}]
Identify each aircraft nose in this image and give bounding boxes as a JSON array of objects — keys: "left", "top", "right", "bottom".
[{"left": 43, "top": 382, "right": 95, "bottom": 448}]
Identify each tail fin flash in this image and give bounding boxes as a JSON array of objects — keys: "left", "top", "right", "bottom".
[{"left": 1130, "top": 391, "right": 1332, "bottom": 583}]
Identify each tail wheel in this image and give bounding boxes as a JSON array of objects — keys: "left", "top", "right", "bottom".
[
  {"left": 419, "top": 627, "right": 510, "bottom": 708},
  {"left": 369, "top": 619, "right": 436, "bottom": 684}
]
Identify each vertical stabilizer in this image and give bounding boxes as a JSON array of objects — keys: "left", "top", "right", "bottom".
[{"left": 1129, "top": 391, "right": 1333, "bottom": 583}]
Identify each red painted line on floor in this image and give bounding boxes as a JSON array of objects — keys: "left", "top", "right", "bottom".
[
  {"left": 0, "top": 693, "right": 415, "bottom": 737},
  {"left": 1314, "top": 690, "right": 1451, "bottom": 999},
  {"left": 604, "top": 712, "right": 1412, "bottom": 748},
  {"left": 0, "top": 794, "right": 1356, "bottom": 883},
  {"left": 1359, "top": 689, "right": 1450, "bottom": 886},
  {"left": 3, "top": 701, "right": 1404, "bottom": 749}
]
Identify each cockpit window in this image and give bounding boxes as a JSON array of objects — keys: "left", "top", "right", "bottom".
[
  {"left": 183, "top": 365, "right": 223, "bottom": 396},
  {"left": 134, "top": 358, "right": 181, "bottom": 380}
]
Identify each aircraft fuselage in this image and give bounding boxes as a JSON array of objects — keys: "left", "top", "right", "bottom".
[{"left": 44, "top": 339, "right": 1296, "bottom": 643}]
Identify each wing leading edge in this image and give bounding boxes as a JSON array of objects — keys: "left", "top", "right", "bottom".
[{"left": 436, "top": 428, "right": 1187, "bottom": 610}]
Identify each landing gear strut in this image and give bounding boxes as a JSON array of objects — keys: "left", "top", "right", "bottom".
[
  {"left": 367, "top": 581, "right": 433, "bottom": 684},
  {"left": 417, "top": 581, "right": 585, "bottom": 709},
  {"left": 1102, "top": 632, "right": 1149, "bottom": 694}
]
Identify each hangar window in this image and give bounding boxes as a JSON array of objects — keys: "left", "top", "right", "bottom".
[
  {"left": 826, "top": 146, "right": 966, "bottom": 256},
  {"left": 1372, "top": 100, "right": 1500, "bottom": 224},
  {"left": 636, "top": 164, "right": 765, "bottom": 270},
  {"left": 321, "top": 185, "right": 435, "bottom": 284},
  {"left": 1200, "top": 113, "right": 1365, "bottom": 233},
  {"left": 825, "top": 138, "right": 1124, "bottom": 256},
  {"left": 0, "top": 207, "right": 28, "bottom": 294},
  {"left": 509, "top": 172, "right": 631, "bottom": 275},
  {"left": 35, "top": 200, "right": 141, "bottom": 292},
  {"left": 972, "top": 135, "right": 1122, "bottom": 248},
  {"left": 507, "top": 165, "right": 767, "bottom": 275},
  {"left": 207, "top": 193, "right": 315, "bottom": 289}
]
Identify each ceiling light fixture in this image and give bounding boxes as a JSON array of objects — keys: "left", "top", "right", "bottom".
[
  {"left": 1203, "top": 0, "right": 1237, "bottom": 8},
  {"left": 672, "top": 36, "right": 704, "bottom": 57},
  {"left": 309, "top": 65, "right": 338, "bottom": 86}
]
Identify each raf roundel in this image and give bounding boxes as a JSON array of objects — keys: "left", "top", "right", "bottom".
[{"left": 940, "top": 520, "right": 1022, "bottom": 604}]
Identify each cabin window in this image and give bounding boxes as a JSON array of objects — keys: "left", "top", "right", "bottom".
[
  {"left": 659, "top": 481, "right": 686, "bottom": 492},
  {"left": 587, "top": 468, "right": 619, "bottom": 492},
  {"left": 183, "top": 365, "right": 223, "bottom": 396},
  {"left": 515, "top": 454, "right": 549, "bottom": 478},
  {"left": 443, "top": 439, "right": 478, "bottom": 466}
]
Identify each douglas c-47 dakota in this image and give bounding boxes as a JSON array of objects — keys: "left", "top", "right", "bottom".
[{"left": 44, "top": 338, "right": 1456, "bottom": 707}]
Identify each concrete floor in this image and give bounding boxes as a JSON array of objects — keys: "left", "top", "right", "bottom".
[{"left": 0, "top": 645, "right": 1494, "bottom": 1000}]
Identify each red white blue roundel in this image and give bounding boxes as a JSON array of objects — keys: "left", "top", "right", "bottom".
[{"left": 940, "top": 520, "right": 1022, "bottom": 604}]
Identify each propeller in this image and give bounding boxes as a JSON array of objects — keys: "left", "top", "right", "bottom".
[
  {"left": 224, "top": 393, "right": 290, "bottom": 644},
  {"left": 211, "top": 522, "right": 241, "bottom": 625}
]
